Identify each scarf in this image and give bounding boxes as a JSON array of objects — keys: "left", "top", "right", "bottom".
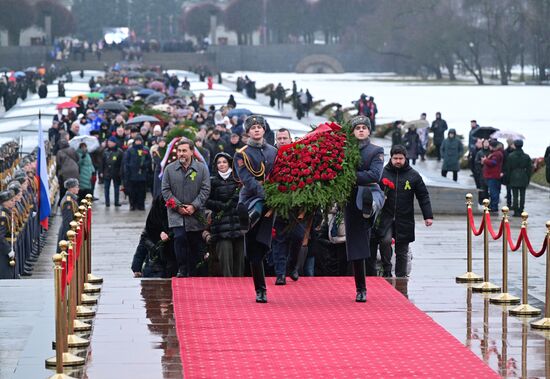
[
  {"left": 247, "top": 139, "right": 265, "bottom": 148},
  {"left": 219, "top": 168, "right": 232, "bottom": 180}
]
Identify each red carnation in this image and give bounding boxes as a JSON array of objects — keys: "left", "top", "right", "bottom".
[
  {"left": 382, "top": 178, "right": 396, "bottom": 190},
  {"left": 165, "top": 198, "right": 177, "bottom": 209}
]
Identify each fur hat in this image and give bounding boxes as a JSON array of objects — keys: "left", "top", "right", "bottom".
[
  {"left": 350, "top": 115, "right": 371, "bottom": 130},
  {"left": 64, "top": 178, "right": 79, "bottom": 190},
  {"left": 244, "top": 115, "right": 266, "bottom": 132}
]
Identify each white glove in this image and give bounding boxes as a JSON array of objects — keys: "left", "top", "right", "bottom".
[{"left": 8, "top": 251, "right": 15, "bottom": 260}]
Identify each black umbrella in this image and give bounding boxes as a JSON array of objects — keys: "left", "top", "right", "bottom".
[
  {"left": 143, "top": 71, "right": 160, "bottom": 79},
  {"left": 471, "top": 126, "right": 499, "bottom": 140},
  {"left": 144, "top": 93, "right": 166, "bottom": 105},
  {"left": 99, "top": 85, "right": 130, "bottom": 95},
  {"left": 97, "top": 101, "right": 128, "bottom": 112},
  {"left": 125, "top": 71, "right": 141, "bottom": 78},
  {"left": 0, "top": 67, "right": 10, "bottom": 73}
]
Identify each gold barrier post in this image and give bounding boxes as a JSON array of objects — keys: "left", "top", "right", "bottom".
[
  {"left": 457, "top": 193, "right": 483, "bottom": 283},
  {"left": 67, "top": 229, "right": 92, "bottom": 332},
  {"left": 79, "top": 204, "right": 101, "bottom": 295},
  {"left": 510, "top": 213, "right": 541, "bottom": 316},
  {"left": 65, "top": 234, "right": 90, "bottom": 348},
  {"left": 473, "top": 199, "right": 501, "bottom": 292},
  {"left": 72, "top": 217, "right": 96, "bottom": 319},
  {"left": 491, "top": 207, "right": 520, "bottom": 304},
  {"left": 45, "top": 250, "right": 85, "bottom": 369},
  {"left": 531, "top": 221, "right": 550, "bottom": 329},
  {"left": 84, "top": 195, "right": 103, "bottom": 285}
]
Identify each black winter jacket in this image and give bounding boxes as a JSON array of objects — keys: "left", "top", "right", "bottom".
[
  {"left": 206, "top": 172, "right": 242, "bottom": 241},
  {"left": 375, "top": 160, "right": 433, "bottom": 243}
]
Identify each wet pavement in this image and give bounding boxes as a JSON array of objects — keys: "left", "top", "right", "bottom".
[{"left": 2, "top": 97, "right": 550, "bottom": 378}]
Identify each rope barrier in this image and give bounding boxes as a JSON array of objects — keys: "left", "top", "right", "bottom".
[
  {"left": 485, "top": 212, "right": 504, "bottom": 240},
  {"left": 521, "top": 228, "right": 547, "bottom": 257},
  {"left": 505, "top": 223, "right": 523, "bottom": 252},
  {"left": 467, "top": 207, "right": 485, "bottom": 236}
]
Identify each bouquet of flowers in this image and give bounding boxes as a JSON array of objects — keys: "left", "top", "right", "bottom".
[{"left": 264, "top": 122, "right": 360, "bottom": 218}]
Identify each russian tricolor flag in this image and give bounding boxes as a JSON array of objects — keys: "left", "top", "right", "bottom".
[{"left": 37, "top": 113, "right": 51, "bottom": 229}]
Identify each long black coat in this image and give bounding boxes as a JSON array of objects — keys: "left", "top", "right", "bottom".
[
  {"left": 206, "top": 173, "right": 242, "bottom": 241},
  {"left": 545, "top": 146, "right": 550, "bottom": 183},
  {"left": 344, "top": 139, "right": 384, "bottom": 261},
  {"left": 375, "top": 161, "right": 433, "bottom": 244}
]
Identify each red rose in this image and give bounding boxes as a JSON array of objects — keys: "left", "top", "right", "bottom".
[
  {"left": 278, "top": 185, "right": 288, "bottom": 192},
  {"left": 306, "top": 177, "right": 313, "bottom": 184},
  {"left": 313, "top": 174, "right": 321, "bottom": 180},
  {"left": 290, "top": 185, "right": 297, "bottom": 191},
  {"left": 298, "top": 181, "right": 306, "bottom": 188}
]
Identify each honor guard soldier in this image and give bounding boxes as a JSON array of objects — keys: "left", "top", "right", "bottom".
[
  {"left": 233, "top": 115, "right": 277, "bottom": 303},
  {"left": 57, "top": 179, "right": 79, "bottom": 248},
  {"left": 345, "top": 115, "right": 384, "bottom": 302},
  {"left": 0, "top": 190, "right": 16, "bottom": 279}
]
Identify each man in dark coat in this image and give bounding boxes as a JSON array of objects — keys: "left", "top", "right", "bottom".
[
  {"left": 545, "top": 145, "right": 550, "bottom": 185},
  {"left": 38, "top": 81, "right": 48, "bottom": 98},
  {"left": 123, "top": 136, "right": 152, "bottom": 211},
  {"left": 482, "top": 140, "right": 504, "bottom": 213},
  {"left": 440, "top": 128, "right": 464, "bottom": 182},
  {"left": 504, "top": 140, "right": 532, "bottom": 216},
  {"left": 430, "top": 112, "right": 448, "bottom": 161},
  {"left": 101, "top": 136, "right": 124, "bottom": 207},
  {"left": 234, "top": 115, "right": 277, "bottom": 303},
  {"left": 57, "top": 179, "right": 79, "bottom": 249},
  {"left": 345, "top": 115, "right": 384, "bottom": 302},
  {"left": 373, "top": 145, "right": 433, "bottom": 277}
]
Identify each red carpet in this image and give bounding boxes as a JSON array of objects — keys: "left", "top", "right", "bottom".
[{"left": 172, "top": 277, "right": 498, "bottom": 378}]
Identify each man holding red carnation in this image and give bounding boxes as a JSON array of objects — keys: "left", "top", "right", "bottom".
[{"left": 371, "top": 145, "right": 433, "bottom": 278}]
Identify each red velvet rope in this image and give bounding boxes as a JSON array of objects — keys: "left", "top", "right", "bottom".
[
  {"left": 521, "top": 228, "right": 548, "bottom": 257},
  {"left": 484, "top": 212, "right": 504, "bottom": 240},
  {"left": 505, "top": 223, "right": 523, "bottom": 252},
  {"left": 76, "top": 228, "right": 82, "bottom": 259},
  {"left": 467, "top": 208, "right": 485, "bottom": 236},
  {"left": 67, "top": 246, "right": 74, "bottom": 284},
  {"left": 61, "top": 260, "right": 67, "bottom": 298}
]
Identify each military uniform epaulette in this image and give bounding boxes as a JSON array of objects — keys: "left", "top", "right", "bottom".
[
  {"left": 236, "top": 145, "right": 248, "bottom": 154},
  {"left": 1, "top": 211, "right": 5, "bottom": 218}
]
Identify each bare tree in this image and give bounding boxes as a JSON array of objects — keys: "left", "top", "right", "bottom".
[
  {"left": 0, "top": 0, "right": 35, "bottom": 46},
  {"left": 525, "top": 0, "right": 550, "bottom": 82},
  {"left": 35, "top": 0, "right": 76, "bottom": 39},
  {"left": 224, "top": 0, "right": 262, "bottom": 45},
  {"left": 180, "top": 3, "right": 221, "bottom": 43}
]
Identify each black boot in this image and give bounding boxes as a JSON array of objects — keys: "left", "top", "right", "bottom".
[
  {"left": 290, "top": 246, "right": 308, "bottom": 282},
  {"left": 251, "top": 262, "right": 267, "bottom": 303},
  {"left": 353, "top": 260, "right": 367, "bottom": 302}
]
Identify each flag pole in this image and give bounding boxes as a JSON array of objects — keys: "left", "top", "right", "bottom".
[{"left": 37, "top": 110, "right": 42, "bottom": 260}]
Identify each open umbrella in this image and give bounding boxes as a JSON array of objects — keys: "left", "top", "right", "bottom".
[
  {"left": 100, "top": 85, "right": 130, "bottom": 95},
  {"left": 56, "top": 101, "right": 79, "bottom": 110},
  {"left": 127, "top": 115, "right": 160, "bottom": 125},
  {"left": 148, "top": 81, "right": 166, "bottom": 92},
  {"left": 176, "top": 88, "right": 195, "bottom": 98},
  {"left": 490, "top": 130, "right": 525, "bottom": 141},
  {"left": 144, "top": 93, "right": 166, "bottom": 105},
  {"left": 97, "top": 101, "right": 128, "bottom": 112},
  {"left": 125, "top": 71, "right": 141, "bottom": 78},
  {"left": 14, "top": 71, "right": 26, "bottom": 78},
  {"left": 137, "top": 88, "right": 158, "bottom": 97},
  {"left": 472, "top": 126, "right": 499, "bottom": 140},
  {"left": 69, "top": 135, "right": 100, "bottom": 152},
  {"left": 25, "top": 67, "right": 37, "bottom": 73},
  {"left": 228, "top": 108, "right": 252, "bottom": 118},
  {"left": 143, "top": 71, "right": 160, "bottom": 79},
  {"left": 0, "top": 67, "right": 10, "bottom": 73}
]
